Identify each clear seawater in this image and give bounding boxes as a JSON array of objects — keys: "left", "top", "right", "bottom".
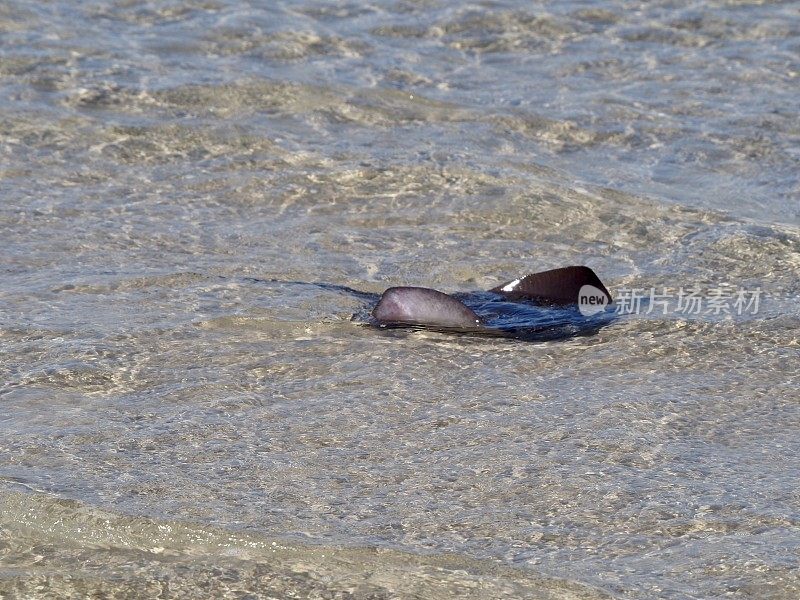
[{"left": 1, "top": 1, "right": 798, "bottom": 598}]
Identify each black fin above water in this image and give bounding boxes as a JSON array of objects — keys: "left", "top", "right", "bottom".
[{"left": 489, "top": 266, "right": 612, "bottom": 305}]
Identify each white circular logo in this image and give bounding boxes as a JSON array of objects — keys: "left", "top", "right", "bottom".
[{"left": 578, "top": 284, "right": 609, "bottom": 316}]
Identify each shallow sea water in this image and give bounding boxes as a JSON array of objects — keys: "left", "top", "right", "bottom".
[{"left": 1, "top": 1, "right": 799, "bottom": 598}]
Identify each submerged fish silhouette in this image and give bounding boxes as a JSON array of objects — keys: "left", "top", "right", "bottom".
[
  {"left": 250, "top": 266, "right": 614, "bottom": 342},
  {"left": 371, "top": 266, "right": 614, "bottom": 341}
]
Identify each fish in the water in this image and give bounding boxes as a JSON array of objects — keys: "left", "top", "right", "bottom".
[
  {"left": 250, "top": 266, "right": 614, "bottom": 342},
  {"left": 370, "top": 266, "right": 614, "bottom": 341}
]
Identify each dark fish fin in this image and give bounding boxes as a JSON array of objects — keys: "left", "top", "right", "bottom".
[{"left": 489, "top": 266, "right": 612, "bottom": 304}]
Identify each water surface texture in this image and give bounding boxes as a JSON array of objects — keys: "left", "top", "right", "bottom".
[{"left": 2, "top": 1, "right": 799, "bottom": 598}]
